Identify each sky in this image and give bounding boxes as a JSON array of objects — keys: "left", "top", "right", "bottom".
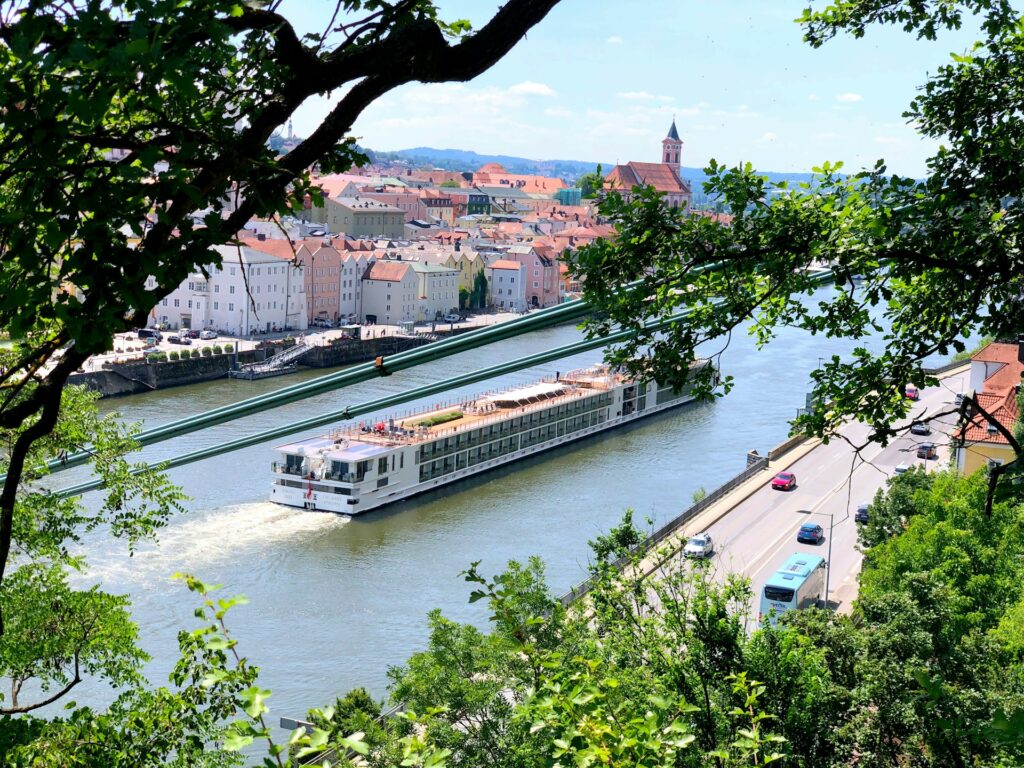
[{"left": 279, "top": 0, "right": 984, "bottom": 177}]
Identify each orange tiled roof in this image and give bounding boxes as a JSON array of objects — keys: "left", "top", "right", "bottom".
[
  {"left": 363, "top": 261, "right": 410, "bottom": 281},
  {"left": 489, "top": 260, "right": 522, "bottom": 270},
  {"left": 961, "top": 388, "right": 1018, "bottom": 444},
  {"left": 237, "top": 237, "right": 310, "bottom": 260},
  {"left": 606, "top": 161, "right": 689, "bottom": 195}
]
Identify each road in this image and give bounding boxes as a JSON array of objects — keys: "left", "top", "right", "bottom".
[{"left": 685, "top": 369, "right": 968, "bottom": 619}]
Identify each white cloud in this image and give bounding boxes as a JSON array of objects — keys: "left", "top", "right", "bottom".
[
  {"left": 836, "top": 92, "right": 863, "bottom": 103},
  {"left": 757, "top": 132, "right": 778, "bottom": 143},
  {"left": 543, "top": 106, "right": 573, "bottom": 118},
  {"left": 606, "top": 35, "right": 623, "bottom": 44},
  {"left": 618, "top": 91, "right": 656, "bottom": 101},
  {"left": 808, "top": 93, "right": 821, "bottom": 102},
  {"left": 508, "top": 80, "right": 556, "bottom": 97}
]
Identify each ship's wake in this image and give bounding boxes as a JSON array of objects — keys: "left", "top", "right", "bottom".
[{"left": 77, "top": 501, "right": 348, "bottom": 589}]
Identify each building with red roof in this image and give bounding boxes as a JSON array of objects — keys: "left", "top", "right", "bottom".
[
  {"left": 605, "top": 119, "right": 691, "bottom": 210},
  {"left": 955, "top": 341, "right": 1024, "bottom": 475}
]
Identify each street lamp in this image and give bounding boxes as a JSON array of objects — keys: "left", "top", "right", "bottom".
[{"left": 823, "top": 507, "right": 835, "bottom": 609}]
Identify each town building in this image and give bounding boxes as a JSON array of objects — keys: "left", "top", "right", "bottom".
[
  {"left": 150, "top": 243, "right": 308, "bottom": 334},
  {"left": 486, "top": 260, "right": 528, "bottom": 311},
  {"left": 505, "top": 243, "right": 560, "bottom": 308},
  {"left": 410, "top": 262, "right": 460, "bottom": 322},
  {"left": 954, "top": 341, "right": 1024, "bottom": 475},
  {"left": 605, "top": 119, "right": 692, "bottom": 210},
  {"left": 359, "top": 259, "right": 418, "bottom": 324},
  {"left": 309, "top": 195, "right": 406, "bottom": 238}
]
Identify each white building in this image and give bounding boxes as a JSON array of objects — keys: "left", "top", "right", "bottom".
[
  {"left": 339, "top": 251, "right": 375, "bottom": 321},
  {"left": 359, "top": 259, "right": 418, "bottom": 325},
  {"left": 485, "top": 259, "right": 527, "bottom": 311},
  {"left": 410, "top": 261, "right": 460, "bottom": 322},
  {"left": 150, "top": 244, "right": 308, "bottom": 334}
]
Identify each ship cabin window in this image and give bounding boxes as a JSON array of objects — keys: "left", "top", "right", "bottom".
[
  {"left": 378, "top": 457, "right": 389, "bottom": 475},
  {"left": 356, "top": 460, "right": 371, "bottom": 481},
  {"left": 285, "top": 454, "right": 303, "bottom": 474},
  {"left": 330, "top": 460, "right": 348, "bottom": 479}
]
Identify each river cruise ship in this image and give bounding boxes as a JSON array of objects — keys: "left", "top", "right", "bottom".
[{"left": 271, "top": 361, "right": 714, "bottom": 515}]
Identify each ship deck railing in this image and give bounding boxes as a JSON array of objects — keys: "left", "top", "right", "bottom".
[{"left": 317, "top": 370, "right": 622, "bottom": 447}]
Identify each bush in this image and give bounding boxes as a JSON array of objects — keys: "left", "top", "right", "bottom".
[
  {"left": 190, "top": 349, "right": 201, "bottom": 358},
  {"left": 415, "top": 410, "right": 463, "bottom": 428},
  {"left": 224, "top": 344, "right": 234, "bottom": 353},
  {"left": 168, "top": 350, "right": 179, "bottom": 361},
  {"left": 201, "top": 347, "right": 213, "bottom": 357},
  {"left": 213, "top": 345, "right": 223, "bottom": 354}
]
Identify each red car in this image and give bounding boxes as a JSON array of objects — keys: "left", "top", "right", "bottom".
[
  {"left": 904, "top": 385, "right": 920, "bottom": 401},
  {"left": 771, "top": 471, "right": 796, "bottom": 491}
]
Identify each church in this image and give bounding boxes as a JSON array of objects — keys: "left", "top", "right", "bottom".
[{"left": 604, "top": 119, "right": 692, "bottom": 209}]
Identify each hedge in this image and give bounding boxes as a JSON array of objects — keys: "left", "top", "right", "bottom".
[{"left": 415, "top": 410, "right": 464, "bottom": 428}]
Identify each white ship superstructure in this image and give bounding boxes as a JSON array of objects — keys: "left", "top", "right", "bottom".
[{"left": 271, "top": 362, "right": 713, "bottom": 514}]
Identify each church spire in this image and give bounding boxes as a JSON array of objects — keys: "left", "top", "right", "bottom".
[
  {"left": 666, "top": 117, "right": 680, "bottom": 141},
  {"left": 661, "top": 115, "right": 682, "bottom": 174}
]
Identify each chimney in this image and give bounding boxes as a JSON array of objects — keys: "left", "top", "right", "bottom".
[
  {"left": 454, "top": 239, "right": 461, "bottom": 252},
  {"left": 257, "top": 233, "right": 266, "bottom": 241}
]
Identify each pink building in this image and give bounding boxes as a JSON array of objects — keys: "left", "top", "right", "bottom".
[
  {"left": 505, "top": 244, "right": 560, "bottom": 308},
  {"left": 294, "top": 240, "right": 342, "bottom": 324}
]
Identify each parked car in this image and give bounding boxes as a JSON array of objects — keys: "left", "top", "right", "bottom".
[
  {"left": 311, "top": 319, "right": 332, "bottom": 329},
  {"left": 442, "top": 313, "right": 462, "bottom": 323},
  {"left": 916, "top": 442, "right": 937, "bottom": 460},
  {"left": 894, "top": 463, "right": 910, "bottom": 475},
  {"left": 137, "top": 328, "right": 162, "bottom": 340},
  {"left": 167, "top": 335, "right": 191, "bottom": 345},
  {"left": 770, "top": 471, "right": 797, "bottom": 491},
  {"left": 904, "top": 385, "right": 920, "bottom": 401},
  {"left": 185, "top": 329, "right": 200, "bottom": 339},
  {"left": 683, "top": 533, "right": 714, "bottom": 558},
  {"left": 855, "top": 503, "right": 870, "bottom": 523},
  {"left": 143, "top": 336, "right": 158, "bottom": 348},
  {"left": 797, "top": 523, "right": 825, "bottom": 544},
  {"left": 909, "top": 421, "right": 931, "bottom": 436},
  {"left": 199, "top": 330, "right": 217, "bottom": 340}
]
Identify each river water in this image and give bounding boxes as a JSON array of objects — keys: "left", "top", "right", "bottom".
[{"left": 62, "top": 287, "right": 944, "bottom": 717}]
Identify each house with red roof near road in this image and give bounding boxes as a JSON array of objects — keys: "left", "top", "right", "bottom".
[
  {"left": 954, "top": 341, "right": 1024, "bottom": 475},
  {"left": 605, "top": 119, "right": 692, "bottom": 210}
]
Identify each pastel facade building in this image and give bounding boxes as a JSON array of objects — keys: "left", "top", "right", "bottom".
[
  {"left": 505, "top": 243, "right": 560, "bottom": 308},
  {"left": 486, "top": 260, "right": 528, "bottom": 311},
  {"left": 410, "top": 261, "right": 460, "bottom": 322}
]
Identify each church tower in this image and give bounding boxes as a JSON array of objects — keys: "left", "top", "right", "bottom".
[{"left": 661, "top": 118, "right": 682, "bottom": 177}]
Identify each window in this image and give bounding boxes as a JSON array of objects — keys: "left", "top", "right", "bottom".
[
  {"left": 162, "top": 299, "right": 168, "bottom": 306},
  {"left": 214, "top": 301, "right": 219, "bottom": 310},
  {"left": 173, "top": 299, "right": 179, "bottom": 307},
  {"left": 229, "top": 285, "right": 236, "bottom": 294},
  {"left": 214, "top": 285, "right": 220, "bottom": 293},
  {"left": 229, "top": 302, "right": 234, "bottom": 311}
]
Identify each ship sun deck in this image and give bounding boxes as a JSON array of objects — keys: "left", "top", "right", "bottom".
[{"left": 279, "top": 366, "right": 623, "bottom": 453}]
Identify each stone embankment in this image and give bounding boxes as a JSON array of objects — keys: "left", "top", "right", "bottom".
[{"left": 68, "top": 334, "right": 437, "bottom": 398}]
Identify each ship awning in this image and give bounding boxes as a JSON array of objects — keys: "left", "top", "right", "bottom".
[
  {"left": 275, "top": 437, "right": 336, "bottom": 453},
  {"left": 323, "top": 442, "right": 392, "bottom": 461},
  {"left": 478, "top": 382, "right": 567, "bottom": 408}
]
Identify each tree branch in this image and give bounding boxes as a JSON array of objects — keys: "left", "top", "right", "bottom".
[{"left": 0, "top": 652, "right": 81, "bottom": 715}]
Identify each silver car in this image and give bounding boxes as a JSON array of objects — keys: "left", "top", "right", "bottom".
[{"left": 683, "top": 533, "right": 714, "bottom": 558}]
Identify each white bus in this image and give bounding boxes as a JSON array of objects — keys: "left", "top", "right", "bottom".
[{"left": 759, "top": 553, "right": 826, "bottom": 626}]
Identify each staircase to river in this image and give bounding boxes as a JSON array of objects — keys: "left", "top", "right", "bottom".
[{"left": 228, "top": 340, "right": 311, "bottom": 380}]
